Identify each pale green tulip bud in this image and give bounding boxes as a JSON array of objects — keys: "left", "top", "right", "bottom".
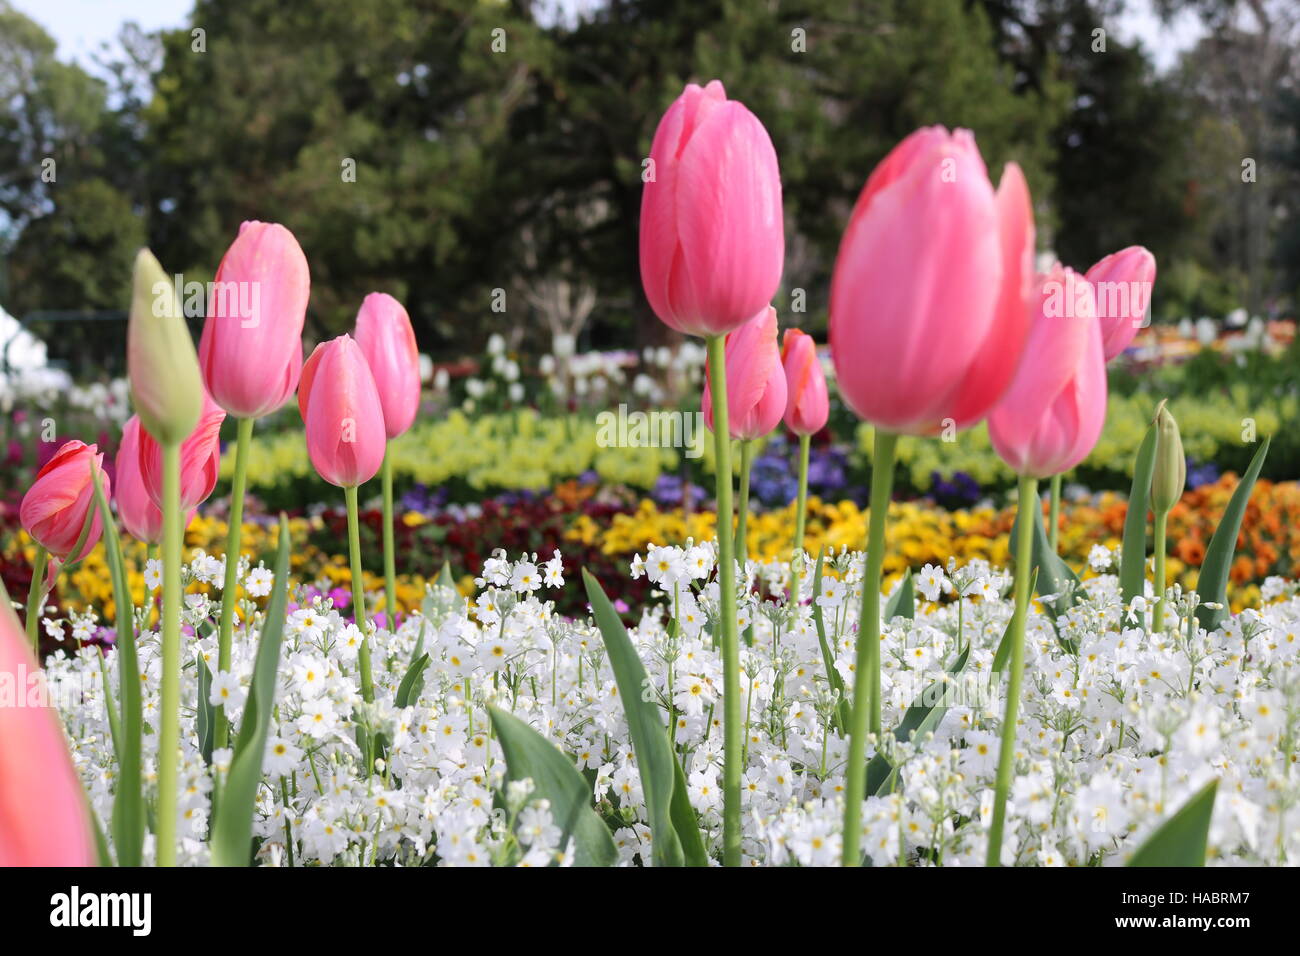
[
  {"left": 128, "top": 248, "right": 202, "bottom": 445},
  {"left": 1150, "top": 401, "right": 1185, "bottom": 515}
]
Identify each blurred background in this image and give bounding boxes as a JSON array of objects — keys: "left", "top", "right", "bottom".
[
  {"left": 2, "top": 0, "right": 1298, "bottom": 624},
  {"left": 1, "top": 0, "right": 1296, "bottom": 354}
]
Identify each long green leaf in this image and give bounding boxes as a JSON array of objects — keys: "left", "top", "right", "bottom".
[
  {"left": 90, "top": 466, "right": 143, "bottom": 867},
  {"left": 1195, "top": 438, "right": 1270, "bottom": 631},
  {"left": 437, "top": 561, "right": 456, "bottom": 591},
  {"left": 669, "top": 754, "right": 709, "bottom": 867},
  {"left": 865, "top": 645, "right": 971, "bottom": 795},
  {"left": 1120, "top": 419, "right": 1159, "bottom": 606},
  {"left": 810, "top": 549, "right": 850, "bottom": 733},
  {"left": 487, "top": 705, "right": 617, "bottom": 867},
  {"left": 991, "top": 567, "right": 1039, "bottom": 672},
  {"left": 209, "top": 514, "right": 291, "bottom": 866},
  {"left": 195, "top": 653, "right": 215, "bottom": 764},
  {"left": 1127, "top": 779, "right": 1218, "bottom": 867},
  {"left": 395, "top": 652, "right": 430, "bottom": 709},
  {"left": 582, "top": 569, "right": 687, "bottom": 867},
  {"left": 884, "top": 569, "right": 914, "bottom": 621}
]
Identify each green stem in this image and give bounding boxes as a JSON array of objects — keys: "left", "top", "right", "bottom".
[
  {"left": 156, "top": 441, "right": 182, "bottom": 867},
  {"left": 986, "top": 473, "right": 1038, "bottom": 866},
  {"left": 1153, "top": 510, "right": 1168, "bottom": 633},
  {"left": 792, "top": 432, "right": 810, "bottom": 606},
  {"left": 345, "top": 485, "right": 374, "bottom": 703},
  {"left": 24, "top": 545, "right": 49, "bottom": 654},
  {"left": 1048, "top": 473, "right": 1062, "bottom": 554},
  {"left": 381, "top": 450, "right": 398, "bottom": 631},
  {"left": 842, "top": 428, "right": 897, "bottom": 866},
  {"left": 214, "top": 416, "right": 253, "bottom": 753},
  {"left": 736, "top": 440, "right": 752, "bottom": 568},
  {"left": 706, "top": 334, "right": 741, "bottom": 867}
]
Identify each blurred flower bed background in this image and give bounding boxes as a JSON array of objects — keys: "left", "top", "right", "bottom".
[{"left": 3, "top": 323, "right": 1297, "bottom": 631}]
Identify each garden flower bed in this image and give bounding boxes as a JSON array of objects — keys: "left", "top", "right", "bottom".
[{"left": 40, "top": 545, "right": 1300, "bottom": 866}]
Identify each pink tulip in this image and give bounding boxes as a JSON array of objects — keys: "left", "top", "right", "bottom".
[
  {"left": 19, "top": 440, "right": 109, "bottom": 562},
  {"left": 639, "top": 80, "right": 784, "bottom": 338},
  {"left": 829, "top": 126, "right": 1035, "bottom": 436},
  {"left": 354, "top": 293, "right": 421, "bottom": 439},
  {"left": 1085, "top": 245, "right": 1157, "bottom": 360},
  {"left": 115, "top": 417, "right": 164, "bottom": 543},
  {"left": 780, "top": 329, "right": 829, "bottom": 436},
  {"left": 988, "top": 265, "right": 1108, "bottom": 478},
  {"left": 702, "top": 307, "right": 787, "bottom": 441},
  {"left": 198, "top": 221, "right": 311, "bottom": 419},
  {"left": 0, "top": 599, "right": 95, "bottom": 865},
  {"left": 139, "top": 390, "right": 226, "bottom": 512},
  {"left": 297, "top": 335, "right": 387, "bottom": 488}
]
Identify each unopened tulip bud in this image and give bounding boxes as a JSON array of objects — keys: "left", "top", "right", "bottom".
[
  {"left": 128, "top": 248, "right": 203, "bottom": 445},
  {"left": 1151, "top": 401, "right": 1185, "bottom": 515}
]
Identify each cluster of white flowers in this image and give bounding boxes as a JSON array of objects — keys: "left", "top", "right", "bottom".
[{"left": 44, "top": 542, "right": 1300, "bottom": 866}]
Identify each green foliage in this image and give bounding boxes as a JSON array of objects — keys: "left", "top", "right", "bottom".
[
  {"left": 855, "top": 388, "right": 1290, "bottom": 496},
  {"left": 1127, "top": 779, "right": 1218, "bottom": 867},
  {"left": 486, "top": 705, "right": 617, "bottom": 867},
  {"left": 1195, "top": 438, "right": 1271, "bottom": 631},
  {"left": 210, "top": 515, "right": 292, "bottom": 866}
]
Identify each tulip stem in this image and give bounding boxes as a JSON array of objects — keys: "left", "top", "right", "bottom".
[
  {"left": 24, "top": 545, "right": 49, "bottom": 654},
  {"left": 157, "top": 441, "right": 183, "bottom": 867},
  {"left": 706, "top": 334, "right": 741, "bottom": 867},
  {"left": 1048, "top": 473, "right": 1062, "bottom": 554},
  {"left": 381, "top": 451, "right": 398, "bottom": 631},
  {"left": 214, "top": 416, "right": 253, "bottom": 754},
  {"left": 986, "top": 473, "right": 1038, "bottom": 866},
  {"left": 345, "top": 485, "right": 374, "bottom": 703},
  {"left": 791, "top": 432, "right": 810, "bottom": 606},
  {"left": 1153, "top": 510, "right": 1168, "bottom": 633},
  {"left": 736, "top": 440, "right": 752, "bottom": 569},
  {"left": 842, "top": 428, "right": 897, "bottom": 866}
]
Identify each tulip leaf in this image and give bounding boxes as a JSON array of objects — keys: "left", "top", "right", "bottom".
[
  {"left": 1120, "top": 419, "right": 1159, "bottom": 608},
  {"left": 395, "top": 652, "right": 430, "bottom": 709},
  {"left": 865, "top": 645, "right": 971, "bottom": 796},
  {"left": 991, "top": 568, "right": 1039, "bottom": 672},
  {"left": 884, "top": 569, "right": 915, "bottom": 621},
  {"left": 810, "top": 549, "right": 850, "bottom": 733},
  {"left": 582, "top": 569, "right": 687, "bottom": 867},
  {"left": 670, "top": 752, "right": 710, "bottom": 867},
  {"left": 196, "top": 652, "right": 215, "bottom": 765},
  {"left": 438, "top": 561, "right": 456, "bottom": 592},
  {"left": 90, "top": 466, "right": 143, "bottom": 867},
  {"left": 210, "top": 514, "right": 291, "bottom": 866},
  {"left": 1127, "top": 779, "right": 1218, "bottom": 867},
  {"left": 1195, "top": 438, "right": 1270, "bottom": 632},
  {"left": 486, "top": 705, "right": 616, "bottom": 867}
]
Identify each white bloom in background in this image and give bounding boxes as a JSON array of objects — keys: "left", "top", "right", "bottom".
[
  {"left": 144, "top": 559, "right": 163, "bottom": 592},
  {"left": 297, "top": 698, "right": 338, "bottom": 739},
  {"left": 510, "top": 562, "right": 542, "bottom": 593},
  {"left": 291, "top": 654, "right": 329, "bottom": 698},
  {"left": 543, "top": 552, "right": 565, "bottom": 588},
  {"left": 289, "top": 607, "right": 328, "bottom": 642},
  {"left": 209, "top": 670, "right": 246, "bottom": 712},
  {"left": 486, "top": 333, "right": 506, "bottom": 356},
  {"left": 1087, "top": 544, "right": 1113, "bottom": 572},
  {"left": 245, "top": 564, "right": 274, "bottom": 597},
  {"left": 265, "top": 736, "right": 303, "bottom": 777},
  {"left": 916, "top": 563, "right": 948, "bottom": 602}
]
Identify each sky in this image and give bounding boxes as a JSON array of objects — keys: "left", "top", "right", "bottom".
[{"left": 11, "top": 0, "right": 1206, "bottom": 74}]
